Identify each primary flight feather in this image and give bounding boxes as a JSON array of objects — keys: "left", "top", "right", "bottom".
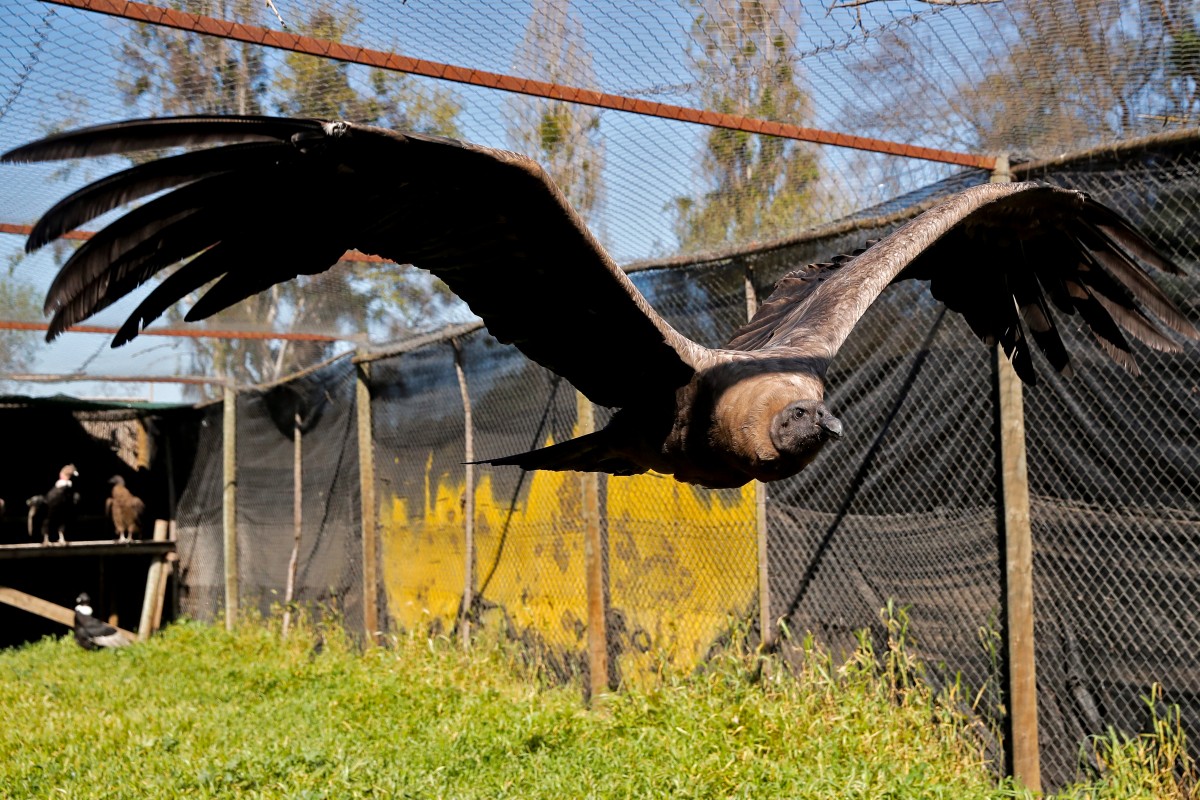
[{"left": 4, "top": 116, "right": 1195, "bottom": 488}]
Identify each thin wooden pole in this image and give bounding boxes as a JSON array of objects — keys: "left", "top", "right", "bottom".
[
  {"left": 992, "top": 155, "right": 1041, "bottom": 794},
  {"left": 222, "top": 382, "right": 239, "bottom": 631},
  {"left": 356, "top": 355, "right": 379, "bottom": 640},
  {"left": 164, "top": 431, "right": 176, "bottom": 536},
  {"left": 452, "top": 340, "right": 475, "bottom": 648},
  {"left": 138, "top": 519, "right": 170, "bottom": 640},
  {"left": 282, "top": 412, "right": 302, "bottom": 638},
  {"left": 136, "top": 419, "right": 151, "bottom": 470},
  {"left": 745, "top": 264, "right": 774, "bottom": 650},
  {"left": 578, "top": 391, "right": 608, "bottom": 701}
]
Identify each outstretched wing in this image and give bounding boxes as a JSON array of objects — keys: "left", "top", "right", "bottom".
[
  {"left": 2, "top": 116, "right": 707, "bottom": 409},
  {"left": 725, "top": 182, "right": 1198, "bottom": 382}
]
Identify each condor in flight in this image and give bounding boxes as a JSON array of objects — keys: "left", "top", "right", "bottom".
[{"left": 3, "top": 117, "right": 1195, "bottom": 488}]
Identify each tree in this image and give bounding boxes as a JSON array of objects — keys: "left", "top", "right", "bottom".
[
  {"left": 0, "top": 251, "right": 42, "bottom": 381},
  {"left": 116, "top": 2, "right": 462, "bottom": 391},
  {"left": 671, "top": 0, "right": 820, "bottom": 252},
  {"left": 843, "top": 1, "right": 1187, "bottom": 158},
  {"left": 507, "top": 0, "right": 604, "bottom": 224}
]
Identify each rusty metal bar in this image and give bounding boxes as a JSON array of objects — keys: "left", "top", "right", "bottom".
[
  {"left": 1, "top": 371, "right": 223, "bottom": 385},
  {"left": 41, "top": 0, "right": 995, "bottom": 170},
  {"left": 0, "top": 319, "right": 349, "bottom": 342},
  {"left": 0, "top": 223, "right": 389, "bottom": 264},
  {"left": 0, "top": 223, "right": 92, "bottom": 241}
]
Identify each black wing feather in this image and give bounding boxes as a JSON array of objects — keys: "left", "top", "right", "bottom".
[
  {"left": 26, "top": 141, "right": 293, "bottom": 252},
  {"left": 0, "top": 115, "right": 322, "bottom": 163}
]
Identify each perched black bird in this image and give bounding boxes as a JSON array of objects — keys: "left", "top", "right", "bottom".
[
  {"left": 3, "top": 117, "right": 1196, "bottom": 488},
  {"left": 105, "top": 475, "right": 145, "bottom": 543},
  {"left": 72, "top": 593, "right": 131, "bottom": 650},
  {"left": 27, "top": 464, "right": 79, "bottom": 545}
]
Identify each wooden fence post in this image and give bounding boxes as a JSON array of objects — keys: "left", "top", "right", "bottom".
[
  {"left": 222, "top": 382, "right": 239, "bottom": 631},
  {"left": 282, "top": 412, "right": 302, "bottom": 639},
  {"left": 356, "top": 354, "right": 379, "bottom": 641},
  {"left": 745, "top": 262, "right": 774, "bottom": 649},
  {"left": 452, "top": 340, "right": 475, "bottom": 648},
  {"left": 993, "top": 154, "right": 1041, "bottom": 794},
  {"left": 578, "top": 391, "right": 608, "bottom": 701},
  {"left": 138, "top": 519, "right": 171, "bottom": 640}
]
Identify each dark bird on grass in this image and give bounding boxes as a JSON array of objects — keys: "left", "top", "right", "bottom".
[
  {"left": 105, "top": 475, "right": 145, "bottom": 543},
  {"left": 4, "top": 117, "right": 1197, "bottom": 488},
  {"left": 27, "top": 464, "right": 80, "bottom": 545},
  {"left": 72, "top": 593, "right": 131, "bottom": 650}
]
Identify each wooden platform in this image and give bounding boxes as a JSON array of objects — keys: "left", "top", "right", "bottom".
[
  {"left": 0, "top": 586, "right": 137, "bottom": 639},
  {"left": 0, "top": 540, "right": 175, "bottom": 560}
]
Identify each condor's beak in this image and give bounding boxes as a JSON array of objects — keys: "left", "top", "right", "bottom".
[{"left": 820, "top": 412, "right": 843, "bottom": 440}]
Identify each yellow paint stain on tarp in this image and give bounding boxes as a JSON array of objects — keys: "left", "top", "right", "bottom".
[
  {"left": 381, "top": 446, "right": 589, "bottom": 649},
  {"left": 380, "top": 438, "right": 757, "bottom": 679},
  {"left": 607, "top": 475, "right": 757, "bottom": 679},
  {"left": 380, "top": 453, "right": 468, "bottom": 631}
]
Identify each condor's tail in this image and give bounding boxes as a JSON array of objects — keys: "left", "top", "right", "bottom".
[{"left": 478, "top": 431, "right": 646, "bottom": 477}]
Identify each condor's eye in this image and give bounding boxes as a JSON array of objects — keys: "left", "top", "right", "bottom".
[{"left": 792, "top": 406, "right": 806, "bottom": 419}]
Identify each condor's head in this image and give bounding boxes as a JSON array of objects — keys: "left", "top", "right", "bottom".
[
  {"left": 705, "top": 364, "right": 843, "bottom": 483},
  {"left": 769, "top": 400, "right": 843, "bottom": 464}
]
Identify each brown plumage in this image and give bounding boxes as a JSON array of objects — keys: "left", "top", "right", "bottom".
[
  {"left": 105, "top": 475, "right": 145, "bottom": 543},
  {"left": 4, "top": 117, "right": 1196, "bottom": 488}
]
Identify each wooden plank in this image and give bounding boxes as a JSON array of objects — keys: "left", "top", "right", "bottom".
[
  {"left": 356, "top": 356, "right": 379, "bottom": 640},
  {"left": 578, "top": 392, "right": 608, "bottom": 701},
  {"left": 0, "top": 586, "right": 136, "bottom": 639},
  {"left": 0, "top": 540, "right": 175, "bottom": 560},
  {"left": 993, "top": 148, "right": 1042, "bottom": 797}
]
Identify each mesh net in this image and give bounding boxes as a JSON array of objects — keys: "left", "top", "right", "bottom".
[
  {"left": 3, "top": 0, "right": 1199, "bottom": 389},
  {"left": 2, "top": 1, "right": 1200, "bottom": 792}
]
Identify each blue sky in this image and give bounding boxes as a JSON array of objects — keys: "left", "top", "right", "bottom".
[{"left": 0, "top": 0, "right": 1008, "bottom": 401}]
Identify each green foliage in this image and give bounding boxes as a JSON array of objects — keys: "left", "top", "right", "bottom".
[
  {"left": 112, "top": 1, "right": 461, "bottom": 391},
  {"left": 507, "top": 0, "right": 604, "bottom": 223},
  {"left": 118, "top": 0, "right": 267, "bottom": 116},
  {"left": 274, "top": 7, "right": 460, "bottom": 134},
  {"left": 0, "top": 610, "right": 1190, "bottom": 799},
  {"left": 0, "top": 250, "right": 42, "bottom": 377},
  {"left": 848, "top": 0, "right": 1198, "bottom": 157},
  {"left": 672, "top": 0, "right": 820, "bottom": 252}
]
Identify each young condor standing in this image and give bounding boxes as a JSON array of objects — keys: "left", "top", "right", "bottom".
[
  {"left": 27, "top": 464, "right": 79, "bottom": 546},
  {"left": 105, "top": 475, "right": 145, "bottom": 543}
]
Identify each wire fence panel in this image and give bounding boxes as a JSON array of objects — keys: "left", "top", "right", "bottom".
[
  {"left": 65, "top": 121, "right": 1200, "bottom": 795},
  {"left": 174, "top": 403, "right": 226, "bottom": 620},
  {"left": 371, "top": 343, "right": 469, "bottom": 636}
]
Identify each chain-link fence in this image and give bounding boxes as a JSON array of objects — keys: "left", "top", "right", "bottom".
[{"left": 74, "top": 134, "right": 1200, "bottom": 792}]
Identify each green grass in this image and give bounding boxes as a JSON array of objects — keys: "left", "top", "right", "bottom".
[{"left": 0, "top": 613, "right": 1192, "bottom": 799}]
